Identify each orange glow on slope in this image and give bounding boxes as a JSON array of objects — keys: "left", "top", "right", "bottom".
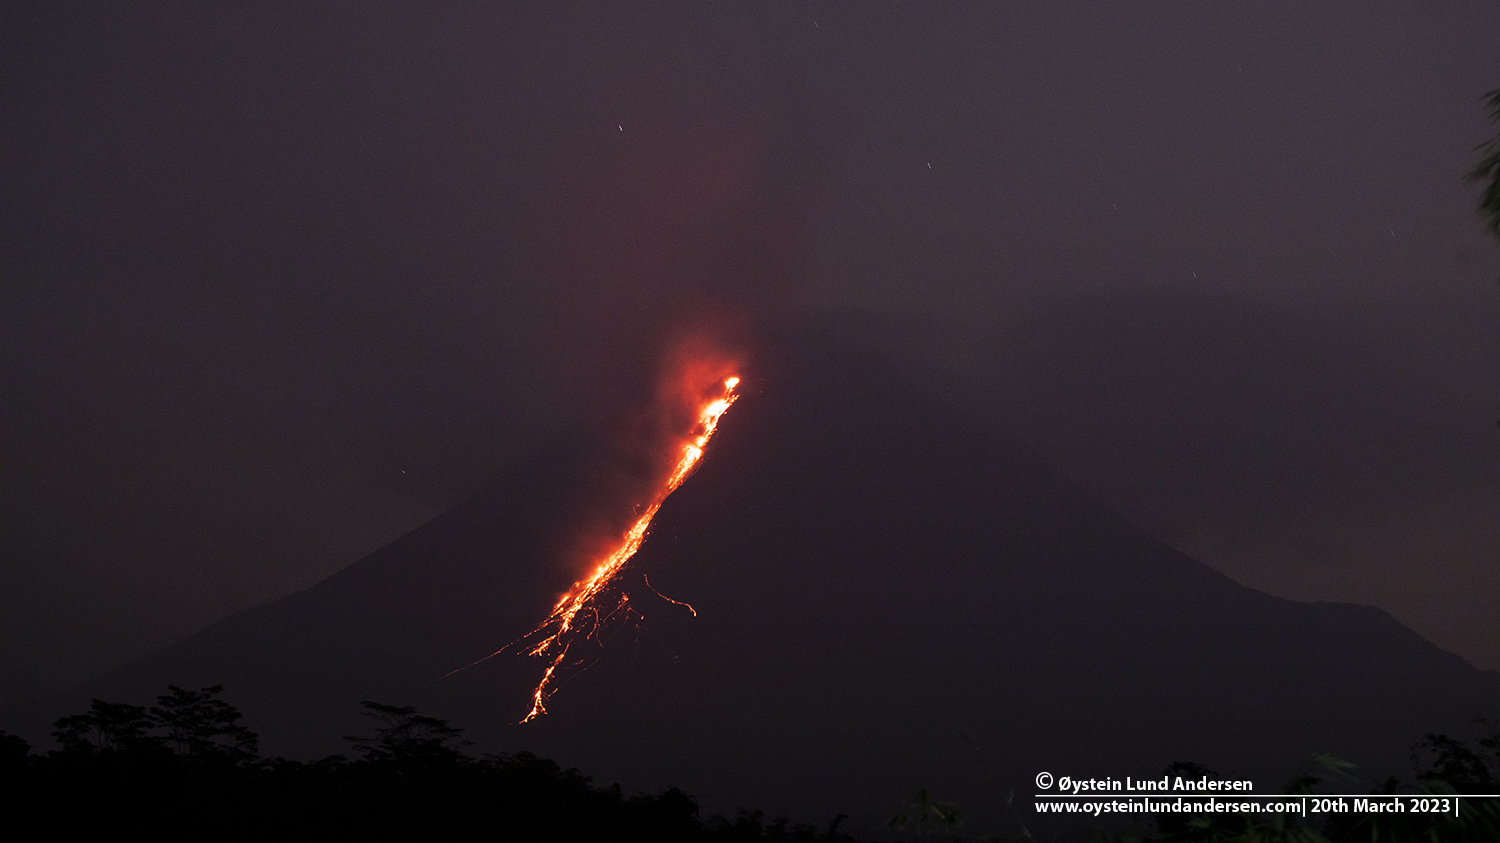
[{"left": 517, "top": 373, "right": 740, "bottom": 722}]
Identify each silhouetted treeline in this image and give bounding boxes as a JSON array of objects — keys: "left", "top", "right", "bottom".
[
  {"left": 0, "top": 688, "right": 857, "bottom": 841},
  {"left": 1085, "top": 722, "right": 1500, "bottom": 843},
  {"left": 8, "top": 687, "right": 1498, "bottom": 841}
]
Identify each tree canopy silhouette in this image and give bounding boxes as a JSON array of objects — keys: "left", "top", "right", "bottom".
[
  {"left": 344, "top": 700, "right": 470, "bottom": 770},
  {"left": 51, "top": 698, "right": 162, "bottom": 756},
  {"left": 15, "top": 689, "right": 862, "bottom": 839},
  {"left": 151, "top": 684, "right": 259, "bottom": 763},
  {"left": 1469, "top": 89, "right": 1500, "bottom": 249}
]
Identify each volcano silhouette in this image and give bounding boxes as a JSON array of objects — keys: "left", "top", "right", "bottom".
[{"left": 34, "top": 329, "right": 1500, "bottom": 834}]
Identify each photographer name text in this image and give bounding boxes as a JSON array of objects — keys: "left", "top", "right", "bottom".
[{"left": 1055, "top": 776, "right": 1254, "bottom": 795}]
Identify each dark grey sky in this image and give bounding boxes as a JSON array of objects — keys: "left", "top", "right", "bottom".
[{"left": 3, "top": 1, "right": 1499, "bottom": 704}]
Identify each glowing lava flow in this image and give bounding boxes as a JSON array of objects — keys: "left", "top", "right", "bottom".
[{"left": 519, "top": 375, "right": 739, "bottom": 722}]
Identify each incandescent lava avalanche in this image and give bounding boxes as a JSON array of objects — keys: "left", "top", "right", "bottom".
[{"left": 38, "top": 330, "right": 1500, "bottom": 835}]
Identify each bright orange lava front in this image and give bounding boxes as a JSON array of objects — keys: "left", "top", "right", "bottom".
[{"left": 518, "top": 374, "right": 740, "bottom": 721}]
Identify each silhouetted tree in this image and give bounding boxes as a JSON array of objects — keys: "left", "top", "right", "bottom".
[
  {"left": 344, "top": 700, "right": 471, "bottom": 771},
  {"left": 150, "top": 684, "right": 259, "bottom": 763},
  {"left": 0, "top": 730, "right": 29, "bottom": 764},
  {"left": 16, "top": 692, "right": 861, "bottom": 840},
  {"left": 712, "top": 808, "right": 826, "bottom": 841},
  {"left": 1411, "top": 720, "right": 1498, "bottom": 793},
  {"left": 886, "top": 788, "right": 963, "bottom": 837},
  {"left": 0, "top": 729, "right": 31, "bottom": 786},
  {"left": 1469, "top": 89, "right": 1500, "bottom": 250},
  {"left": 1470, "top": 88, "right": 1500, "bottom": 425},
  {"left": 51, "top": 699, "right": 162, "bottom": 755},
  {"left": 1095, "top": 738, "right": 1500, "bottom": 843}
]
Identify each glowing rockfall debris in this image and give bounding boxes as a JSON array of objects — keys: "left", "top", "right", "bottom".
[{"left": 515, "top": 374, "right": 740, "bottom": 721}]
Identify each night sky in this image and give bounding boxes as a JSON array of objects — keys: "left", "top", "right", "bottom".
[{"left": 4, "top": 1, "right": 1499, "bottom": 709}]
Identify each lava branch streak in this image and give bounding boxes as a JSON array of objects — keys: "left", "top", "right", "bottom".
[{"left": 520, "top": 375, "right": 739, "bottom": 722}]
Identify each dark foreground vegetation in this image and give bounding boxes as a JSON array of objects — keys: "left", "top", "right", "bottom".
[
  {"left": 885, "top": 727, "right": 1500, "bottom": 842},
  {"left": 5, "top": 686, "right": 1498, "bottom": 841},
  {"left": 0, "top": 687, "right": 856, "bottom": 841},
  {"left": 905, "top": 725, "right": 1500, "bottom": 842},
  {"left": 1082, "top": 732, "right": 1500, "bottom": 843}
]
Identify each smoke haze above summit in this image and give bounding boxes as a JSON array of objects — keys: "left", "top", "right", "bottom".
[{"left": 2, "top": 2, "right": 1499, "bottom": 702}]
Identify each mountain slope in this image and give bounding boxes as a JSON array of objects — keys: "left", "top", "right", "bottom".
[{"left": 23, "top": 331, "right": 1500, "bottom": 834}]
